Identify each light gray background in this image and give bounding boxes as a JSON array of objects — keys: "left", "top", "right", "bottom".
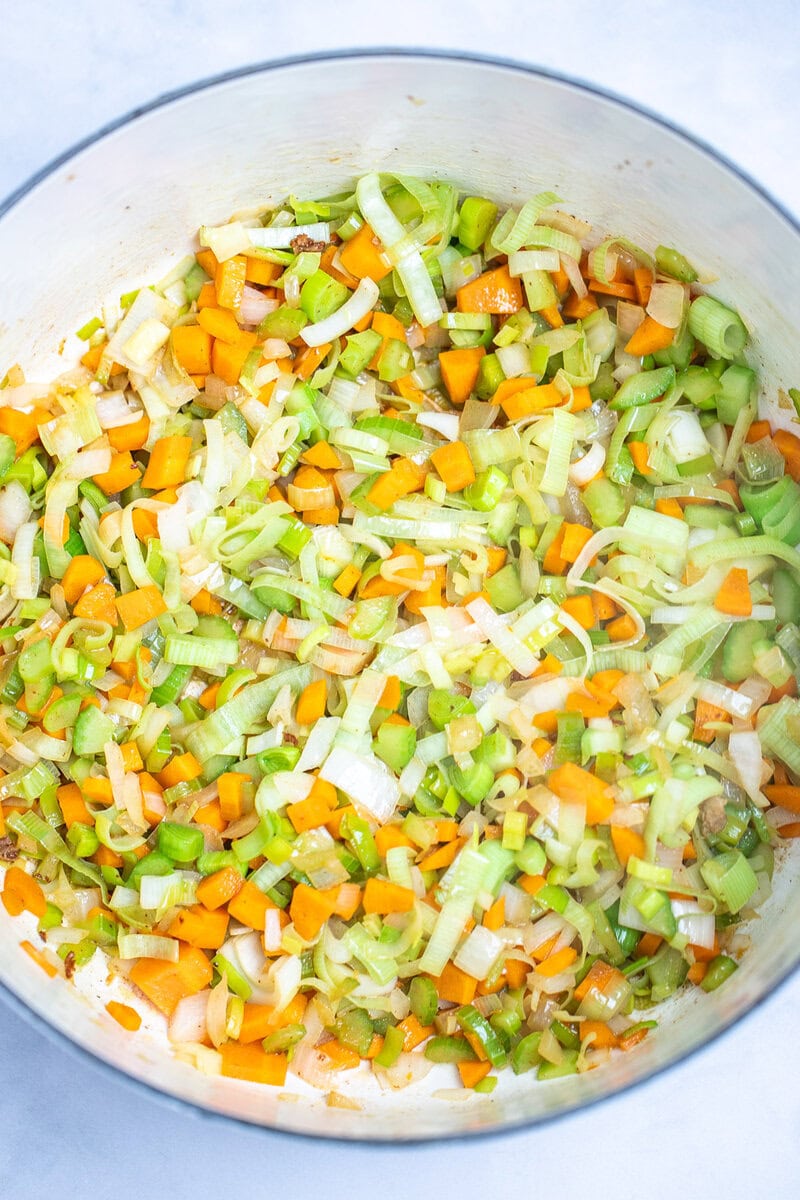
[{"left": 2, "top": 3, "right": 799, "bottom": 1196}]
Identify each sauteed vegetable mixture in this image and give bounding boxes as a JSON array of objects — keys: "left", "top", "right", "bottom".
[{"left": 1, "top": 174, "right": 799, "bottom": 1092}]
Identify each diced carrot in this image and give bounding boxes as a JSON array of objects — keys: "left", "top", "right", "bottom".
[
  {"left": 332, "top": 563, "right": 361, "bottom": 597},
  {"left": 431, "top": 962, "right": 476, "bottom": 1006},
  {"left": 301, "top": 441, "right": 344, "bottom": 470},
  {"left": 142, "top": 435, "right": 193, "bottom": 490},
  {"left": 374, "top": 827, "right": 415, "bottom": 860},
  {"left": 362, "top": 877, "right": 416, "bottom": 915},
  {"left": 196, "top": 305, "right": 242, "bottom": 343},
  {"left": 687, "top": 961, "right": 708, "bottom": 985},
  {"left": 745, "top": 420, "right": 772, "bottom": 444},
  {"left": 93, "top": 451, "right": 141, "bottom": 496},
  {"left": 376, "top": 674, "right": 401, "bottom": 711},
  {"left": 627, "top": 441, "right": 652, "bottom": 476},
  {"left": 171, "top": 325, "right": 213, "bottom": 375},
  {"left": 714, "top": 566, "right": 752, "bottom": 617},
  {"left": 562, "top": 292, "right": 598, "bottom": 319},
  {"left": 228, "top": 880, "right": 276, "bottom": 931},
  {"left": 196, "top": 867, "right": 244, "bottom": 911},
  {"left": 168, "top": 903, "right": 230, "bottom": 950},
  {"left": 338, "top": 222, "right": 392, "bottom": 282},
  {"left": 216, "top": 772, "right": 247, "bottom": 822},
  {"left": 518, "top": 874, "right": 547, "bottom": 896},
  {"left": 0, "top": 407, "right": 50, "bottom": 454},
  {"left": 366, "top": 456, "right": 427, "bottom": 512},
  {"left": 581, "top": 1020, "right": 619, "bottom": 1049},
  {"left": 548, "top": 762, "right": 614, "bottom": 824},
  {"left": 61, "top": 555, "right": 105, "bottom": 605},
  {"left": 119, "top": 741, "right": 143, "bottom": 772},
  {"left": 542, "top": 525, "right": 568, "bottom": 575},
  {"left": 536, "top": 946, "right": 578, "bottom": 977},
  {"left": 561, "top": 595, "right": 595, "bottom": 630},
  {"left": 457, "top": 1060, "right": 492, "bottom": 1088},
  {"left": 573, "top": 959, "right": 625, "bottom": 1004},
  {"left": 296, "top": 678, "right": 326, "bottom": 725},
  {"left": 438, "top": 346, "right": 486, "bottom": 406},
  {"left": 245, "top": 257, "right": 281, "bottom": 286},
  {"left": 215, "top": 256, "right": 248, "bottom": 310},
  {"left": 194, "top": 800, "right": 226, "bottom": 832},
  {"left": 220, "top": 1042, "right": 288, "bottom": 1086},
  {"left": 591, "top": 594, "right": 619, "bottom": 623},
  {"left": 456, "top": 265, "right": 523, "bottom": 314},
  {"left": 774, "top": 428, "right": 800, "bottom": 482},
  {"left": 763, "top": 785, "right": 800, "bottom": 814},
  {"left": 636, "top": 932, "right": 663, "bottom": 958},
  {"left": 81, "top": 776, "right": 113, "bottom": 805},
  {"left": 196, "top": 248, "right": 218, "bottom": 277},
  {"left": 403, "top": 563, "right": 445, "bottom": 615},
  {"left": 294, "top": 342, "right": 332, "bottom": 381},
  {"left": 633, "top": 267, "right": 653, "bottom": 306},
  {"left": 778, "top": 822, "right": 800, "bottom": 838},
  {"left": 303, "top": 506, "right": 339, "bottom": 526},
  {"left": 211, "top": 332, "right": 257, "bottom": 385},
  {"left": 570, "top": 385, "right": 593, "bottom": 413},
  {"left": 238, "top": 994, "right": 308, "bottom": 1043},
  {"left": 105, "top": 1001, "right": 142, "bottom": 1031},
  {"left": 132, "top": 509, "right": 159, "bottom": 541},
  {"left": 190, "top": 588, "right": 222, "bottom": 616},
  {"left": 588, "top": 278, "right": 637, "bottom": 301},
  {"left": 655, "top": 497, "right": 684, "bottom": 520},
  {"left": 2, "top": 866, "right": 46, "bottom": 918},
  {"left": 624, "top": 315, "right": 675, "bottom": 356},
  {"left": 74, "top": 582, "right": 118, "bottom": 625},
  {"left": 289, "top": 883, "right": 335, "bottom": 941},
  {"left": 315, "top": 1041, "right": 359, "bottom": 1070},
  {"left": 286, "top": 791, "right": 332, "bottom": 834},
  {"left": 610, "top": 825, "right": 646, "bottom": 867},
  {"left": 56, "top": 782, "right": 93, "bottom": 829},
  {"left": 108, "top": 411, "right": 150, "bottom": 452},
  {"left": 560, "top": 523, "right": 595, "bottom": 564},
  {"left": 115, "top": 584, "right": 167, "bottom": 631},
  {"left": 159, "top": 752, "right": 202, "bottom": 788},
  {"left": 606, "top": 613, "right": 638, "bottom": 643},
  {"left": 430, "top": 440, "right": 476, "bottom": 492},
  {"left": 417, "top": 838, "right": 465, "bottom": 872},
  {"left": 495, "top": 381, "right": 562, "bottom": 421},
  {"left": 129, "top": 944, "right": 213, "bottom": 1016},
  {"left": 713, "top": 477, "right": 743, "bottom": 510},
  {"left": 91, "top": 845, "right": 123, "bottom": 868}
]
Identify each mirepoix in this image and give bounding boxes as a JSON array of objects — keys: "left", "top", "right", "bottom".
[{"left": 0, "top": 172, "right": 799, "bottom": 1092}]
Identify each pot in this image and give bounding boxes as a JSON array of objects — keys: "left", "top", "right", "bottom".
[{"left": 0, "top": 51, "right": 798, "bottom": 1141}]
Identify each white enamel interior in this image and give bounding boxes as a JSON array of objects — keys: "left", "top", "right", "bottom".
[{"left": 0, "top": 53, "right": 798, "bottom": 1141}]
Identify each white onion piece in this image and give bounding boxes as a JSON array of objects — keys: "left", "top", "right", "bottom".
[
  {"left": 0, "top": 481, "right": 32, "bottom": 542},
  {"left": 508, "top": 249, "right": 560, "bottom": 275},
  {"left": 319, "top": 746, "right": 401, "bottom": 825},
  {"left": 300, "top": 278, "right": 380, "bottom": 347},
  {"left": 247, "top": 222, "right": 330, "bottom": 250},
  {"left": 672, "top": 899, "right": 716, "bottom": 950},
  {"left": 65, "top": 447, "right": 112, "bottom": 479},
  {"left": 453, "top": 925, "right": 507, "bottom": 980},
  {"left": 206, "top": 976, "right": 229, "bottom": 1049},
  {"left": 647, "top": 280, "right": 686, "bottom": 329},
  {"left": 697, "top": 679, "right": 754, "bottom": 719},
  {"left": 496, "top": 342, "right": 533, "bottom": 379},
  {"left": 416, "top": 412, "right": 460, "bottom": 441},
  {"left": 568, "top": 441, "right": 606, "bottom": 486},
  {"left": 466, "top": 597, "right": 537, "bottom": 677},
  {"left": 729, "top": 730, "right": 767, "bottom": 804},
  {"left": 296, "top": 716, "right": 341, "bottom": 772},
  {"left": 560, "top": 253, "right": 587, "bottom": 299},
  {"left": 374, "top": 1051, "right": 434, "bottom": 1091},
  {"left": 237, "top": 285, "right": 278, "bottom": 325},
  {"left": 168, "top": 991, "right": 211, "bottom": 1044}
]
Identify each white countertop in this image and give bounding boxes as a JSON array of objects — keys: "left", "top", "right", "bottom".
[{"left": 2, "top": 3, "right": 800, "bottom": 1196}]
